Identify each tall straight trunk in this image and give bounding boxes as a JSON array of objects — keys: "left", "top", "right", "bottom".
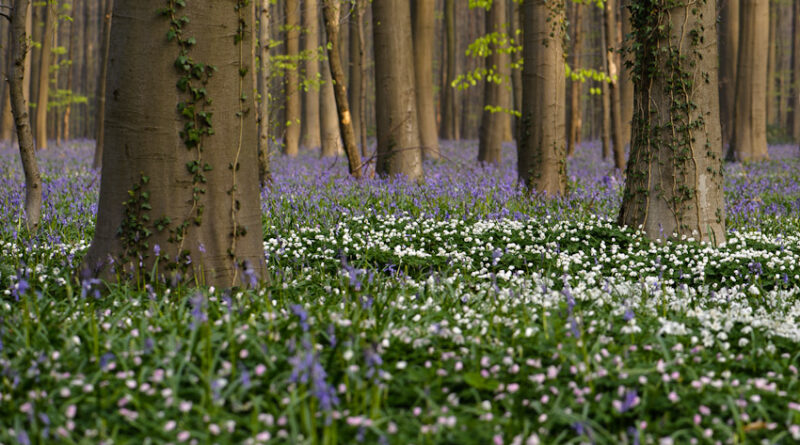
[
  {"left": 731, "top": 0, "right": 769, "bottom": 161},
  {"left": 440, "top": 0, "right": 458, "bottom": 140},
  {"left": 619, "top": 0, "right": 633, "bottom": 150},
  {"left": 510, "top": 0, "right": 523, "bottom": 146},
  {"left": 92, "top": 0, "right": 112, "bottom": 168},
  {"left": 258, "top": 0, "right": 271, "bottom": 186},
  {"left": 28, "top": 3, "right": 41, "bottom": 134},
  {"left": 791, "top": 0, "right": 800, "bottom": 143},
  {"left": 604, "top": 0, "right": 625, "bottom": 169},
  {"left": 284, "top": 0, "right": 301, "bottom": 156},
  {"left": 767, "top": 4, "right": 777, "bottom": 127},
  {"left": 412, "top": 0, "right": 439, "bottom": 159},
  {"left": 356, "top": 0, "right": 368, "bottom": 156},
  {"left": 372, "top": 0, "right": 423, "bottom": 180},
  {"left": 348, "top": 0, "right": 363, "bottom": 150},
  {"left": 719, "top": 0, "right": 739, "bottom": 149},
  {"left": 9, "top": 0, "right": 42, "bottom": 232},
  {"left": 1, "top": 43, "right": 15, "bottom": 141},
  {"left": 34, "top": 2, "right": 53, "bottom": 150},
  {"left": 63, "top": 0, "right": 75, "bottom": 142},
  {"left": 567, "top": 2, "right": 583, "bottom": 157},
  {"left": 83, "top": 0, "right": 266, "bottom": 287},
  {"left": 320, "top": 58, "right": 342, "bottom": 157},
  {"left": 23, "top": 3, "right": 31, "bottom": 105},
  {"left": 321, "top": 0, "right": 362, "bottom": 178},
  {"left": 600, "top": 7, "right": 611, "bottom": 161},
  {"left": 478, "top": 0, "right": 510, "bottom": 164},
  {"left": 519, "top": 0, "right": 566, "bottom": 196},
  {"left": 619, "top": 0, "right": 725, "bottom": 243},
  {"left": 302, "top": 0, "right": 321, "bottom": 148}
]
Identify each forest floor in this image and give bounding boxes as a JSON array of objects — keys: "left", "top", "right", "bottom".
[{"left": 1, "top": 140, "right": 800, "bottom": 444}]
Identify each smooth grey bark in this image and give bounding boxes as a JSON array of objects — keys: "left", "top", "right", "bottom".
[
  {"left": 34, "top": 1, "right": 53, "bottom": 150},
  {"left": 9, "top": 0, "right": 42, "bottom": 232},
  {"left": 719, "top": 0, "right": 739, "bottom": 149},
  {"left": 92, "top": 0, "right": 112, "bottom": 168},
  {"left": 619, "top": 0, "right": 633, "bottom": 150},
  {"left": 440, "top": 0, "right": 458, "bottom": 140},
  {"left": 567, "top": 1, "right": 582, "bottom": 157},
  {"left": 348, "top": 0, "right": 364, "bottom": 152},
  {"left": 301, "top": 0, "right": 321, "bottom": 148},
  {"left": 83, "top": 0, "right": 266, "bottom": 287},
  {"left": 478, "top": 0, "right": 510, "bottom": 164},
  {"left": 510, "top": 0, "right": 522, "bottom": 146},
  {"left": 790, "top": 0, "right": 800, "bottom": 143},
  {"left": 518, "top": 0, "right": 566, "bottom": 196},
  {"left": 320, "top": 58, "right": 342, "bottom": 157},
  {"left": 258, "top": 0, "right": 271, "bottom": 186},
  {"left": 372, "top": 0, "right": 423, "bottom": 181},
  {"left": 412, "top": 0, "right": 439, "bottom": 159},
  {"left": 604, "top": 0, "right": 625, "bottom": 170},
  {"left": 284, "top": 0, "right": 300, "bottom": 156},
  {"left": 618, "top": 1, "right": 725, "bottom": 243}
]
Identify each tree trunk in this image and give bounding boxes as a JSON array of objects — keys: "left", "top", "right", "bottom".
[
  {"left": 284, "top": 0, "right": 300, "bottom": 156},
  {"left": 600, "top": 6, "right": 612, "bottom": 161},
  {"left": 83, "top": 0, "right": 267, "bottom": 287},
  {"left": 356, "top": 0, "right": 368, "bottom": 156},
  {"left": 92, "top": 0, "right": 112, "bottom": 169},
  {"left": 719, "top": 0, "right": 739, "bottom": 150},
  {"left": 478, "top": 0, "right": 510, "bottom": 164},
  {"left": 619, "top": 0, "right": 633, "bottom": 150},
  {"left": 790, "top": 0, "right": 800, "bottom": 143},
  {"left": 372, "top": 0, "right": 423, "bottom": 180},
  {"left": 321, "top": 0, "right": 362, "bottom": 178},
  {"left": 258, "top": 0, "right": 272, "bottom": 186},
  {"left": 731, "top": 0, "right": 769, "bottom": 161},
  {"left": 320, "top": 58, "right": 342, "bottom": 157},
  {"left": 63, "top": 0, "right": 75, "bottom": 142},
  {"left": 9, "top": 0, "right": 42, "bottom": 232},
  {"left": 348, "top": 0, "right": 363, "bottom": 151},
  {"left": 302, "top": 0, "right": 321, "bottom": 148},
  {"left": 767, "top": 4, "right": 777, "bottom": 127},
  {"left": 510, "top": 0, "right": 523, "bottom": 147},
  {"left": 618, "top": 0, "right": 725, "bottom": 243},
  {"left": 412, "top": 0, "right": 440, "bottom": 159},
  {"left": 518, "top": 0, "right": 566, "bottom": 196},
  {"left": 440, "top": 0, "right": 457, "bottom": 140},
  {"left": 604, "top": 0, "right": 625, "bottom": 170},
  {"left": 567, "top": 2, "right": 582, "bottom": 157},
  {"left": 1, "top": 44, "right": 15, "bottom": 141}
]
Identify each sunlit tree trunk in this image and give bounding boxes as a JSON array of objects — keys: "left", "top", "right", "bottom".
[
  {"left": 518, "top": 0, "right": 566, "bottom": 196},
  {"left": 619, "top": 0, "right": 633, "bottom": 150},
  {"left": 320, "top": 58, "right": 342, "bottom": 157},
  {"left": 605, "top": 0, "right": 625, "bottom": 170},
  {"left": 731, "top": 0, "right": 769, "bottom": 161},
  {"left": 618, "top": 0, "right": 725, "bottom": 243},
  {"left": 9, "top": 0, "right": 42, "bottom": 232},
  {"left": 34, "top": 2, "right": 53, "bottom": 150},
  {"left": 599, "top": 7, "right": 611, "bottom": 161},
  {"left": 567, "top": 2, "right": 582, "bottom": 157},
  {"left": 348, "top": 0, "right": 363, "bottom": 152},
  {"left": 258, "top": 0, "right": 271, "bottom": 186},
  {"left": 83, "top": 0, "right": 266, "bottom": 287},
  {"left": 412, "top": 0, "right": 439, "bottom": 159},
  {"left": 719, "top": 0, "right": 739, "bottom": 150},
  {"left": 1, "top": 45, "right": 15, "bottom": 142},
  {"left": 302, "top": 0, "right": 321, "bottom": 148},
  {"left": 478, "top": 0, "right": 510, "bottom": 164},
  {"left": 284, "top": 0, "right": 300, "bottom": 156},
  {"left": 440, "top": 0, "right": 457, "bottom": 140}
]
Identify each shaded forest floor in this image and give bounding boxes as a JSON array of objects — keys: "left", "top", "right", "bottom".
[{"left": 1, "top": 140, "right": 800, "bottom": 444}]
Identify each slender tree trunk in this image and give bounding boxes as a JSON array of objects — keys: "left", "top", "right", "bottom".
[
  {"left": 372, "top": 0, "right": 423, "bottom": 180},
  {"left": 83, "top": 0, "right": 266, "bottom": 287},
  {"left": 23, "top": 3, "right": 31, "bottom": 105},
  {"left": 348, "top": 0, "right": 363, "bottom": 150},
  {"left": 719, "top": 0, "right": 739, "bottom": 150},
  {"left": 478, "top": 0, "right": 510, "bottom": 164},
  {"left": 1, "top": 45, "right": 15, "bottom": 141},
  {"left": 510, "top": 0, "right": 523, "bottom": 147},
  {"left": 258, "top": 0, "right": 271, "bottom": 186},
  {"left": 567, "top": 2, "right": 582, "bottom": 157},
  {"left": 34, "top": 2, "right": 53, "bottom": 150},
  {"left": 440, "top": 0, "right": 457, "bottom": 140},
  {"left": 320, "top": 58, "right": 342, "bottom": 157},
  {"left": 731, "top": 0, "right": 770, "bottom": 161},
  {"left": 284, "top": 0, "right": 301, "bottom": 156},
  {"left": 767, "top": 4, "right": 777, "bottom": 127},
  {"left": 92, "top": 0, "right": 112, "bottom": 169},
  {"left": 28, "top": 3, "right": 40, "bottom": 135},
  {"left": 519, "top": 0, "right": 566, "bottom": 196},
  {"left": 604, "top": 0, "right": 625, "bottom": 170},
  {"left": 63, "top": 0, "right": 77, "bottom": 142},
  {"left": 619, "top": 0, "right": 633, "bottom": 150},
  {"left": 618, "top": 0, "right": 725, "bottom": 243},
  {"left": 600, "top": 6, "right": 612, "bottom": 161},
  {"left": 412, "top": 0, "right": 439, "bottom": 159},
  {"left": 356, "top": 0, "right": 368, "bottom": 156},
  {"left": 302, "top": 0, "right": 321, "bottom": 148},
  {"left": 9, "top": 0, "right": 42, "bottom": 232},
  {"left": 791, "top": 0, "right": 800, "bottom": 144},
  {"left": 321, "top": 0, "right": 362, "bottom": 178}
]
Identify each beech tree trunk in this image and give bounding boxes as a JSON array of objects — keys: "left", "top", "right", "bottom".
[
  {"left": 348, "top": 0, "right": 363, "bottom": 151},
  {"left": 320, "top": 58, "right": 342, "bottom": 157},
  {"left": 302, "top": 0, "right": 321, "bottom": 148},
  {"left": 372, "top": 0, "right": 423, "bottom": 181},
  {"left": 1, "top": 47, "right": 15, "bottom": 142},
  {"left": 767, "top": 4, "right": 777, "bottom": 127},
  {"left": 604, "top": 0, "right": 625, "bottom": 170},
  {"left": 510, "top": 0, "right": 523, "bottom": 147},
  {"left": 719, "top": 0, "right": 739, "bottom": 149},
  {"left": 600, "top": 7, "right": 612, "bottom": 161},
  {"left": 284, "top": 0, "right": 300, "bottom": 156},
  {"left": 34, "top": 2, "right": 53, "bottom": 150},
  {"left": 92, "top": 0, "right": 112, "bottom": 168},
  {"left": 321, "top": 0, "right": 362, "bottom": 178},
  {"left": 440, "top": 0, "right": 457, "bottom": 140},
  {"left": 478, "top": 0, "right": 510, "bottom": 164},
  {"left": 518, "top": 0, "right": 566, "bottom": 196},
  {"left": 258, "top": 0, "right": 271, "bottom": 186},
  {"left": 9, "top": 0, "right": 42, "bottom": 232},
  {"left": 567, "top": 2, "right": 582, "bottom": 157},
  {"left": 83, "top": 0, "right": 266, "bottom": 287},
  {"left": 618, "top": 0, "right": 725, "bottom": 243},
  {"left": 619, "top": 0, "right": 633, "bottom": 150},
  {"left": 790, "top": 0, "right": 800, "bottom": 143},
  {"left": 731, "top": 0, "right": 769, "bottom": 161},
  {"left": 412, "top": 0, "right": 439, "bottom": 159}
]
